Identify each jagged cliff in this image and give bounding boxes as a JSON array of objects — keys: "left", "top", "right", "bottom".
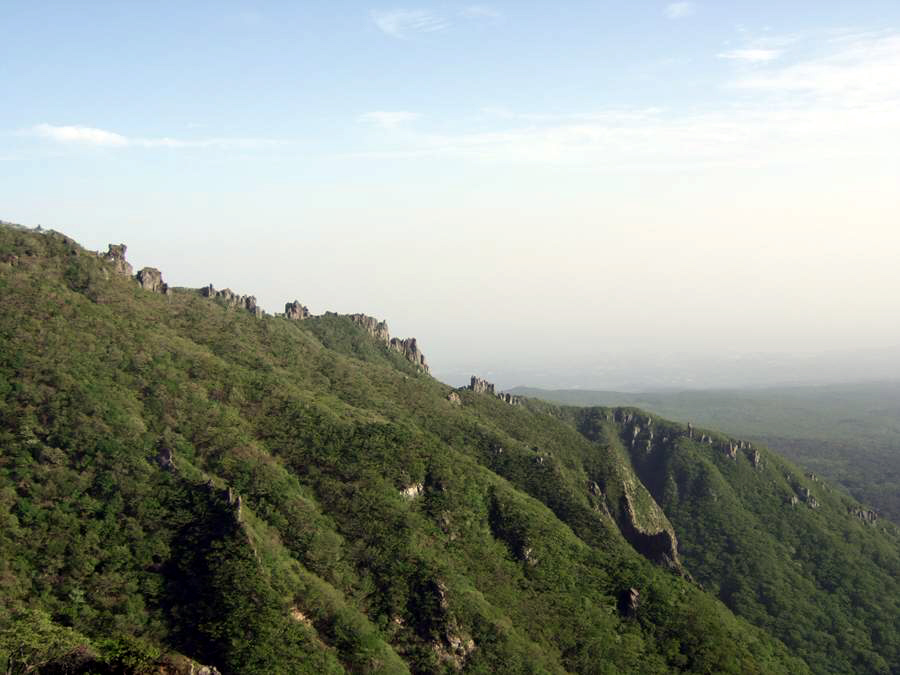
[{"left": 93, "top": 242, "right": 432, "bottom": 372}]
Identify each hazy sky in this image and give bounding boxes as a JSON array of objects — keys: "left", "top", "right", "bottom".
[{"left": 3, "top": 1, "right": 900, "bottom": 387}]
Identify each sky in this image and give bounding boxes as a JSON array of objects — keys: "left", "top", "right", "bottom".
[{"left": 3, "top": 1, "right": 900, "bottom": 388}]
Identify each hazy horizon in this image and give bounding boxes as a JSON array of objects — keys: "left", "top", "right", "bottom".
[{"left": 4, "top": 1, "right": 899, "bottom": 389}]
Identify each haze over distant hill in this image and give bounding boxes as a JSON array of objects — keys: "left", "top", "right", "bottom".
[{"left": 436, "top": 351, "right": 900, "bottom": 393}]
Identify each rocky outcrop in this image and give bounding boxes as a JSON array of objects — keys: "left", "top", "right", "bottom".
[
  {"left": 102, "top": 243, "right": 133, "bottom": 277},
  {"left": 158, "top": 442, "right": 175, "bottom": 471},
  {"left": 426, "top": 580, "right": 477, "bottom": 671},
  {"left": 800, "top": 487, "right": 819, "bottom": 509},
  {"left": 620, "top": 490, "right": 681, "bottom": 571},
  {"left": 618, "top": 587, "right": 640, "bottom": 618},
  {"left": 331, "top": 313, "right": 430, "bottom": 371},
  {"left": 136, "top": 267, "right": 169, "bottom": 294},
  {"left": 201, "top": 284, "right": 263, "bottom": 318},
  {"left": 284, "top": 300, "right": 311, "bottom": 320},
  {"left": 347, "top": 313, "right": 391, "bottom": 343},
  {"left": 447, "top": 391, "right": 461, "bottom": 405},
  {"left": 390, "top": 337, "right": 428, "bottom": 371},
  {"left": 157, "top": 654, "right": 222, "bottom": 675},
  {"left": 850, "top": 507, "right": 878, "bottom": 525},
  {"left": 749, "top": 448, "right": 762, "bottom": 469},
  {"left": 400, "top": 483, "right": 423, "bottom": 499},
  {"left": 720, "top": 441, "right": 737, "bottom": 460},
  {"left": 469, "top": 376, "right": 495, "bottom": 395},
  {"left": 464, "top": 376, "right": 521, "bottom": 405}
]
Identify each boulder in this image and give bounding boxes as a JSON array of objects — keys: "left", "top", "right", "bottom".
[{"left": 136, "top": 267, "right": 168, "bottom": 294}]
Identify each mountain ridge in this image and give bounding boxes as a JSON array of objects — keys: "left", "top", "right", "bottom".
[{"left": 0, "top": 222, "right": 897, "bottom": 674}]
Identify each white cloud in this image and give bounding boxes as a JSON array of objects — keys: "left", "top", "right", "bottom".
[
  {"left": 461, "top": 5, "right": 501, "bottom": 19},
  {"left": 371, "top": 9, "right": 448, "bottom": 38},
  {"left": 33, "top": 124, "right": 128, "bottom": 146},
  {"left": 31, "top": 124, "right": 278, "bottom": 149},
  {"left": 359, "top": 111, "right": 421, "bottom": 129},
  {"left": 665, "top": 2, "right": 695, "bottom": 19},
  {"left": 346, "top": 33, "right": 900, "bottom": 170},
  {"left": 731, "top": 33, "right": 900, "bottom": 105},
  {"left": 718, "top": 49, "right": 782, "bottom": 63}
]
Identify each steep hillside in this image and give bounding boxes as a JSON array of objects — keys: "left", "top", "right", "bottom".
[
  {"left": 0, "top": 224, "right": 895, "bottom": 673},
  {"left": 549, "top": 406, "right": 900, "bottom": 674}
]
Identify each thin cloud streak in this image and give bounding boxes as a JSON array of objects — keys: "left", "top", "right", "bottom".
[
  {"left": 461, "top": 5, "right": 501, "bottom": 19},
  {"left": 30, "top": 124, "right": 280, "bottom": 149},
  {"left": 718, "top": 49, "right": 782, "bottom": 63},
  {"left": 665, "top": 2, "right": 695, "bottom": 20},
  {"left": 359, "top": 111, "right": 421, "bottom": 129},
  {"left": 732, "top": 33, "right": 900, "bottom": 105},
  {"left": 349, "top": 32, "right": 900, "bottom": 169},
  {"left": 371, "top": 9, "right": 449, "bottom": 38},
  {"left": 34, "top": 124, "right": 128, "bottom": 146}
]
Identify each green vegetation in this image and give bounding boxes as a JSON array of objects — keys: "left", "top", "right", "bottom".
[
  {"left": 0, "top": 223, "right": 896, "bottom": 673},
  {"left": 511, "top": 385, "right": 900, "bottom": 522}
]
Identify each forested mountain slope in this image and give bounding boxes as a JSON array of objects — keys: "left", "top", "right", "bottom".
[
  {"left": 0, "top": 223, "right": 896, "bottom": 674},
  {"left": 511, "top": 384, "right": 900, "bottom": 522}
]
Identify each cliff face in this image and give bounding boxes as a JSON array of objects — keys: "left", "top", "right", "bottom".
[
  {"left": 94, "top": 243, "right": 433, "bottom": 372},
  {"left": 344, "top": 313, "right": 429, "bottom": 372}
]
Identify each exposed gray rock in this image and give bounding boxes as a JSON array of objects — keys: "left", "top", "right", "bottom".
[
  {"left": 619, "top": 587, "right": 640, "bottom": 618},
  {"left": 157, "top": 443, "right": 175, "bottom": 470},
  {"left": 465, "top": 376, "right": 521, "bottom": 404},
  {"left": 620, "top": 490, "right": 681, "bottom": 571},
  {"left": 136, "top": 267, "right": 169, "bottom": 294},
  {"left": 447, "top": 391, "right": 461, "bottom": 405},
  {"left": 850, "top": 507, "right": 878, "bottom": 524},
  {"left": 390, "top": 337, "right": 429, "bottom": 372},
  {"left": 400, "top": 483, "right": 423, "bottom": 499},
  {"left": 750, "top": 449, "right": 762, "bottom": 469},
  {"left": 102, "top": 243, "right": 133, "bottom": 277},
  {"left": 468, "top": 375, "right": 495, "bottom": 395},
  {"left": 348, "top": 313, "right": 391, "bottom": 343},
  {"left": 284, "top": 300, "right": 310, "bottom": 320},
  {"left": 201, "top": 284, "right": 263, "bottom": 318},
  {"left": 338, "top": 313, "right": 430, "bottom": 371},
  {"left": 800, "top": 487, "right": 819, "bottom": 508}
]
